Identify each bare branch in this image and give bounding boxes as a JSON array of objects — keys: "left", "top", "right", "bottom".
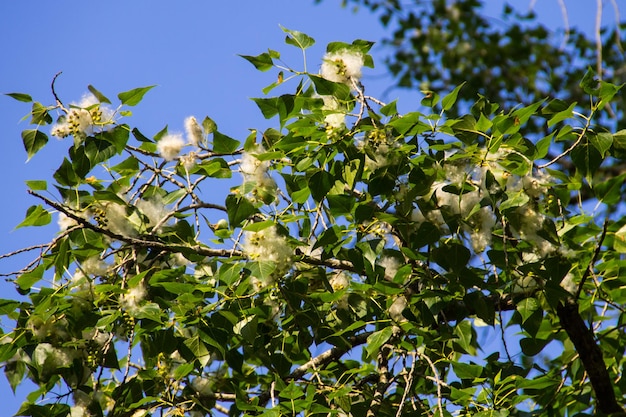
[
  {"left": 366, "top": 342, "right": 393, "bottom": 417},
  {"left": 419, "top": 352, "right": 444, "bottom": 417},
  {"left": 51, "top": 71, "right": 64, "bottom": 109}
]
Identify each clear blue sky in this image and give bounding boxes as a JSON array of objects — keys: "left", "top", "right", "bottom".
[{"left": 0, "top": 1, "right": 610, "bottom": 413}]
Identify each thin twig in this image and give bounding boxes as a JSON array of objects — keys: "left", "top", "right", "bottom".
[
  {"left": 556, "top": 0, "right": 570, "bottom": 50},
  {"left": 595, "top": 0, "right": 603, "bottom": 79},
  {"left": 0, "top": 226, "right": 79, "bottom": 277},
  {"left": 575, "top": 218, "right": 609, "bottom": 300},
  {"left": 419, "top": 352, "right": 444, "bottom": 417},
  {"left": 0, "top": 244, "right": 52, "bottom": 260},
  {"left": 395, "top": 352, "right": 418, "bottom": 417},
  {"left": 51, "top": 71, "right": 64, "bottom": 109},
  {"left": 537, "top": 118, "right": 591, "bottom": 169},
  {"left": 121, "top": 322, "right": 136, "bottom": 385}
]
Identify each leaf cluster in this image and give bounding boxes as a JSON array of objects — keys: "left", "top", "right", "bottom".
[{"left": 2, "top": 26, "right": 626, "bottom": 417}]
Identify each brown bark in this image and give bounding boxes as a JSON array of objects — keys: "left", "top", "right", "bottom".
[{"left": 556, "top": 300, "right": 626, "bottom": 416}]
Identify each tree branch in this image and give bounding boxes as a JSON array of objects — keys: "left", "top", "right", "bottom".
[
  {"left": 366, "top": 342, "right": 392, "bottom": 417},
  {"left": 28, "top": 190, "right": 241, "bottom": 258},
  {"left": 556, "top": 300, "right": 626, "bottom": 415}
]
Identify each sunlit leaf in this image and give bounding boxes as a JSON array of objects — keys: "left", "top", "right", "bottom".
[
  {"left": 21, "top": 129, "right": 48, "bottom": 160},
  {"left": 5, "top": 92, "right": 32, "bottom": 102},
  {"left": 117, "top": 85, "right": 155, "bottom": 106},
  {"left": 281, "top": 26, "right": 315, "bottom": 50},
  {"left": 15, "top": 205, "right": 51, "bottom": 229}
]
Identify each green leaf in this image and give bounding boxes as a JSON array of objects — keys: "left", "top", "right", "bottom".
[
  {"left": 421, "top": 91, "right": 440, "bottom": 108},
  {"left": 441, "top": 82, "right": 465, "bottom": 111},
  {"left": 213, "top": 131, "right": 239, "bottom": 153},
  {"left": 537, "top": 218, "right": 560, "bottom": 245},
  {"left": 233, "top": 315, "right": 258, "bottom": 344},
  {"left": 547, "top": 102, "right": 576, "bottom": 127},
  {"left": 388, "top": 112, "right": 428, "bottom": 136},
  {"left": 365, "top": 327, "right": 394, "bottom": 359},
  {"left": 589, "top": 132, "right": 613, "bottom": 156},
  {"left": 280, "top": 26, "right": 315, "bottom": 50},
  {"left": 30, "top": 102, "right": 53, "bottom": 125},
  {"left": 84, "top": 136, "right": 117, "bottom": 166},
  {"left": 196, "top": 158, "right": 231, "bottom": 178},
  {"left": 596, "top": 80, "right": 622, "bottom": 108},
  {"left": 87, "top": 85, "right": 111, "bottom": 104},
  {"left": 15, "top": 205, "right": 51, "bottom": 229},
  {"left": 412, "top": 222, "right": 440, "bottom": 248},
  {"left": 242, "top": 220, "right": 275, "bottom": 232},
  {"left": 380, "top": 100, "right": 398, "bottom": 117},
  {"left": 327, "top": 40, "right": 373, "bottom": 55},
  {"left": 464, "top": 291, "right": 494, "bottom": 325},
  {"left": 327, "top": 194, "right": 355, "bottom": 216},
  {"left": 499, "top": 191, "right": 530, "bottom": 212},
  {"left": 100, "top": 124, "right": 130, "bottom": 153},
  {"left": 309, "top": 75, "right": 352, "bottom": 101},
  {"left": 111, "top": 157, "right": 139, "bottom": 175},
  {"left": 280, "top": 381, "right": 305, "bottom": 400},
  {"left": 226, "top": 195, "right": 257, "bottom": 227},
  {"left": 516, "top": 297, "right": 539, "bottom": 323},
  {"left": 533, "top": 132, "right": 554, "bottom": 160},
  {"left": 102, "top": 345, "right": 120, "bottom": 369},
  {"left": 312, "top": 225, "right": 341, "bottom": 250},
  {"left": 25, "top": 180, "right": 47, "bottom": 191},
  {"left": 70, "top": 145, "right": 91, "bottom": 179},
  {"left": 520, "top": 337, "right": 550, "bottom": 356},
  {"left": 452, "top": 362, "right": 484, "bottom": 379},
  {"left": 579, "top": 67, "right": 598, "bottom": 95},
  {"left": 4, "top": 357, "right": 25, "bottom": 392},
  {"left": 252, "top": 97, "right": 280, "bottom": 119},
  {"left": 239, "top": 52, "right": 275, "bottom": 72},
  {"left": 16, "top": 265, "right": 44, "bottom": 291},
  {"left": 184, "top": 335, "right": 210, "bottom": 364},
  {"left": 21, "top": 129, "right": 48, "bottom": 160},
  {"left": 202, "top": 116, "right": 217, "bottom": 134},
  {"left": 517, "top": 375, "right": 559, "bottom": 390},
  {"left": 475, "top": 113, "right": 493, "bottom": 132},
  {"left": 451, "top": 114, "right": 478, "bottom": 144},
  {"left": 53, "top": 157, "right": 80, "bottom": 186},
  {"left": 614, "top": 224, "right": 626, "bottom": 253},
  {"left": 571, "top": 138, "right": 602, "bottom": 182},
  {"left": 132, "top": 127, "right": 153, "bottom": 142},
  {"left": 16, "top": 403, "right": 70, "bottom": 417},
  {"left": 614, "top": 129, "right": 626, "bottom": 150},
  {"left": 172, "top": 362, "right": 195, "bottom": 380},
  {"left": 512, "top": 99, "right": 545, "bottom": 126},
  {"left": 594, "top": 173, "right": 626, "bottom": 205},
  {"left": 454, "top": 320, "right": 476, "bottom": 354},
  {"left": 117, "top": 85, "right": 155, "bottom": 106},
  {"left": 5, "top": 92, "right": 32, "bottom": 102},
  {"left": 308, "top": 170, "right": 334, "bottom": 202},
  {"left": 432, "top": 242, "right": 471, "bottom": 272}
]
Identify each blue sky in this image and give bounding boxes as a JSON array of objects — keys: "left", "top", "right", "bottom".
[{"left": 0, "top": 1, "right": 612, "bottom": 413}]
